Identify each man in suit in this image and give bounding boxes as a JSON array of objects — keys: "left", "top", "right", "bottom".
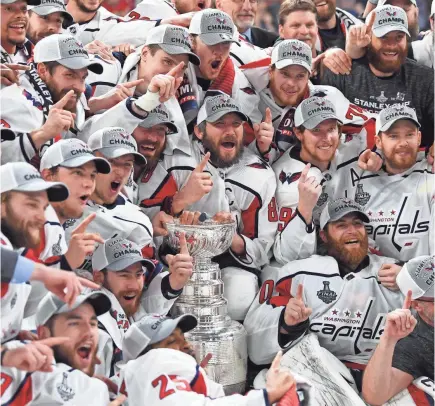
[{"left": 215, "top": 0, "right": 278, "bottom": 48}]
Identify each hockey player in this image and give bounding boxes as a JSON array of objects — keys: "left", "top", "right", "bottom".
[
  {"left": 331, "top": 105, "right": 434, "bottom": 262},
  {"left": 272, "top": 96, "right": 382, "bottom": 264},
  {"left": 244, "top": 198, "right": 405, "bottom": 366},
  {"left": 1, "top": 162, "right": 69, "bottom": 343},
  {"left": 241, "top": 39, "right": 375, "bottom": 161},
  {"left": 27, "top": 0, "right": 73, "bottom": 45},
  {"left": 0, "top": 33, "right": 104, "bottom": 164},
  {"left": 118, "top": 314, "right": 300, "bottom": 405},
  {"left": 1, "top": 290, "right": 114, "bottom": 405},
  {"left": 92, "top": 235, "right": 193, "bottom": 373},
  {"left": 187, "top": 9, "right": 263, "bottom": 125}
]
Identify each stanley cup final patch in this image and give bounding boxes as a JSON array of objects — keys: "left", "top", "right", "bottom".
[{"left": 317, "top": 281, "right": 337, "bottom": 304}]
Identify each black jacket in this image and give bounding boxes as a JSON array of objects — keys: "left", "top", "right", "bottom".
[{"left": 250, "top": 26, "right": 279, "bottom": 49}]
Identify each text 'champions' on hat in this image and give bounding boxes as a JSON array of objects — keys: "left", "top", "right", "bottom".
[
  {"left": 27, "top": 0, "right": 73, "bottom": 25},
  {"left": 92, "top": 237, "right": 155, "bottom": 273},
  {"left": 138, "top": 105, "right": 178, "bottom": 134},
  {"left": 320, "top": 198, "right": 370, "bottom": 230},
  {"left": 370, "top": 5, "right": 410, "bottom": 38},
  {"left": 294, "top": 96, "right": 342, "bottom": 129},
  {"left": 197, "top": 92, "right": 248, "bottom": 125},
  {"left": 189, "top": 9, "right": 239, "bottom": 46},
  {"left": 33, "top": 34, "right": 103, "bottom": 74},
  {"left": 40, "top": 139, "right": 111, "bottom": 174},
  {"left": 0, "top": 162, "right": 69, "bottom": 202},
  {"left": 271, "top": 39, "right": 312, "bottom": 72},
  {"left": 146, "top": 25, "right": 200, "bottom": 66},
  {"left": 88, "top": 127, "right": 146, "bottom": 166},
  {"left": 376, "top": 105, "right": 421, "bottom": 134}
]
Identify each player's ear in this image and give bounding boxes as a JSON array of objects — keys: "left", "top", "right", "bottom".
[
  {"left": 141, "top": 46, "right": 149, "bottom": 62},
  {"left": 37, "top": 62, "right": 48, "bottom": 80},
  {"left": 375, "top": 134, "right": 383, "bottom": 151},
  {"left": 40, "top": 168, "right": 52, "bottom": 182},
  {"left": 194, "top": 125, "right": 204, "bottom": 141},
  {"left": 278, "top": 25, "right": 285, "bottom": 38},
  {"left": 417, "top": 130, "right": 421, "bottom": 148},
  {"left": 37, "top": 325, "right": 52, "bottom": 340},
  {"left": 294, "top": 126, "right": 303, "bottom": 142},
  {"left": 319, "top": 229, "right": 328, "bottom": 243},
  {"left": 93, "top": 271, "right": 104, "bottom": 286}
]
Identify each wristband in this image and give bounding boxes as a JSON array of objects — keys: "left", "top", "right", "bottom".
[
  {"left": 1, "top": 348, "right": 9, "bottom": 366},
  {"left": 134, "top": 90, "right": 161, "bottom": 112}
]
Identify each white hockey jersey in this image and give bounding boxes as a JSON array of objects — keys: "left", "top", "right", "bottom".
[
  {"left": 118, "top": 348, "right": 271, "bottom": 406},
  {"left": 1, "top": 354, "right": 110, "bottom": 405},
  {"left": 243, "top": 254, "right": 404, "bottom": 366},
  {"left": 332, "top": 159, "right": 434, "bottom": 262},
  {"left": 64, "top": 6, "right": 157, "bottom": 46},
  {"left": 124, "top": 0, "right": 177, "bottom": 20},
  {"left": 241, "top": 60, "right": 376, "bottom": 161}
]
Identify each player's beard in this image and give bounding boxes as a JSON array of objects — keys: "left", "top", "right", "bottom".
[
  {"left": 325, "top": 231, "right": 368, "bottom": 272},
  {"left": 366, "top": 42, "right": 407, "bottom": 74},
  {"left": 52, "top": 344, "right": 98, "bottom": 377},
  {"left": 316, "top": 1, "right": 336, "bottom": 24},
  {"left": 201, "top": 129, "right": 244, "bottom": 169},
  {"left": 75, "top": 0, "right": 102, "bottom": 13},
  {"left": 385, "top": 145, "right": 418, "bottom": 173},
  {"left": 1, "top": 203, "right": 43, "bottom": 249}
]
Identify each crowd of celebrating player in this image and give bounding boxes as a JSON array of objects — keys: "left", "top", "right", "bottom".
[{"left": 0, "top": 0, "right": 433, "bottom": 403}]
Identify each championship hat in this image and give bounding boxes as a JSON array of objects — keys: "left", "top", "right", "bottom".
[
  {"left": 145, "top": 25, "right": 200, "bottom": 66},
  {"left": 189, "top": 9, "right": 239, "bottom": 46},
  {"left": 28, "top": 0, "right": 73, "bottom": 25},
  {"left": 320, "top": 198, "right": 370, "bottom": 230},
  {"left": 0, "top": 162, "right": 69, "bottom": 202},
  {"left": 122, "top": 314, "right": 198, "bottom": 362},
  {"left": 88, "top": 127, "right": 146, "bottom": 166},
  {"left": 1, "top": 0, "right": 40, "bottom": 5},
  {"left": 376, "top": 105, "right": 420, "bottom": 134},
  {"left": 197, "top": 92, "right": 249, "bottom": 125},
  {"left": 396, "top": 255, "right": 434, "bottom": 301},
  {"left": 138, "top": 105, "right": 178, "bottom": 134},
  {"left": 294, "top": 96, "right": 342, "bottom": 129},
  {"left": 36, "top": 290, "right": 111, "bottom": 326},
  {"left": 92, "top": 237, "right": 155, "bottom": 272},
  {"left": 369, "top": 5, "right": 410, "bottom": 38},
  {"left": 378, "top": 0, "right": 416, "bottom": 7},
  {"left": 34, "top": 34, "right": 103, "bottom": 74},
  {"left": 40, "top": 139, "right": 111, "bottom": 174},
  {"left": 271, "top": 39, "right": 312, "bottom": 72}
]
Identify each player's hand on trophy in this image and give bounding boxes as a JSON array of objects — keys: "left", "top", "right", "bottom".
[
  {"left": 65, "top": 213, "right": 105, "bottom": 269},
  {"left": 378, "top": 263, "right": 402, "bottom": 291},
  {"left": 179, "top": 211, "right": 202, "bottom": 225},
  {"left": 112, "top": 43, "right": 135, "bottom": 56},
  {"left": 283, "top": 284, "right": 312, "bottom": 327},
  {"left": 172, "top": 153, "right": 213, "bottom": 214},
  {"left": 152, "top": 211, "right": 174, "bottom": 237},
  {"left": 254, "top": 108, "right": 274, "bottom": 154},
  {"left": 358, "top": 149, "right": 383, "bottom": 171},
  {"left": 383, "top": 290, "right": 417, "bottom": 343},
  {"left": 297, "top": 163, "right": 322, "bottom": 224},
  {"left": 212, "top": 211, "right": 233, "bottom": 223},
  {"left": 266, "top": 351, "right": 297, "bottom": 404},
  {"left": 167, "top": 232, "right": 193, "bottom": 290}
]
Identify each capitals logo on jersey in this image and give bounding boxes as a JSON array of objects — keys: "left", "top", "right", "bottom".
[
  {"left": 279, "top": 170, "right": 301, "bottom": 184},
  {"left": 23, "top": 89, "right": 43, "bottom": 111}
]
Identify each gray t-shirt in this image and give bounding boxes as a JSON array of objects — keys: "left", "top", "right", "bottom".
[
  {"left": 322, "top": 57, "right": 434, "bottom": 147},
  {"left": 392, "top": 315, "right": 434, "bottom": 380}
]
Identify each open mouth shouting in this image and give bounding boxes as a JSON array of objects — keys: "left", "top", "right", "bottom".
[
  {"left": 344, "top": 239, "right": 360, "bottom": 247},
  {"left": 210, "top": 58, "right": 223, "bottom": 71},
  {"left": 140, "top": 143, "right": 157, "bottom": 156},
  {"left": 110, "top": 181, "right": 121, "bottom": 193},
  {"left": 197, "top": 0, "right": 205, "bottom": 9},
  {"left": 123, "top": 293, "right": 137, "bottom": 301},
  {"left": 76, "top": 342, "right": 94, "bottom": 368},
  {"left": 79, "top": 194, "right": 90, "bottom": 206},
  {"left": 8, "top": 20, "right": 26, "bottom": 35}
]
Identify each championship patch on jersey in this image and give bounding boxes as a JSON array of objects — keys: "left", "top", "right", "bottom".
[
  {"left": 22, "top": 89, "right": 43, "bottom": 111},
  {"left": 57, "top": 372, "right": 75, "bottom": 401},
  {"left": 279, "top": 170, "right": 301, "bottom": 184}
]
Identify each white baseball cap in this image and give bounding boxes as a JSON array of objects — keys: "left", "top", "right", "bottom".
[
  {"left": 369, "top": 5, "right": 410, "bottom": 38},
  {"left": 34, "top": 34, "right": 103, "bottom": 74},
  {"left": 197, "top": 92, "right": 249, "bottom": 125},
  {"left": 294, "top": 96, "right": 342, "bottom": 129},
  {"left": 92, "top": 237, "right": 155, "bottom": 273},
  {"left": 376, "top": 105, "right": 420, "bottom": 134},
  {"left": 40, "top": 139, "right": 111, "bottom": 174},
  {"left": 146, "top": 25, "right": 200, "bottom": 66},
  {"left": 271, "top": 39, "right": 312, "bottom": 72},
  {"left": 28, "top": 0, "right": 73, "bottom": 25},
  {"left": 189, "top": 9, "right": 239, "bottom": 46},
  {"left": 138, "top": 105, "right": 178, "bottom": 134},
  {"left": 122, "top": 314, "right": 197, "bottom": 362},
  {"left": 1, "top": 0, "right": 40, "bottom": 5},
  {"left": 36, "top": 290, "right": 111, "bottom": 326},
  {"left": 320, "top": 198, "right": 370, "bottom": 230},
  {"left": 88, "top": 127, "right": 146, "bottom": 166},
  {"left": 1, "top": 162, "right": 69, "bottom": 202}
]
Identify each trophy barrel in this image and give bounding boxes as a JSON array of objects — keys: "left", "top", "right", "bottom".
[{"left": 186, "top": 319, "right": 248, "bottom": 395}]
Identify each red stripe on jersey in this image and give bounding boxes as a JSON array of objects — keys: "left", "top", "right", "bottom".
[
  {"left": 1, "top": 282, "right": 9, "bottom": 298},
  {"left": 364, "top": 119, "right": 376, "bottom": 150},
  {"left": 408, "top": 383, "right": 433, "bottom": 406},
  {"left": 241, "top": 196, "right": 261, "bottom": 239},
  {"left": 240, "top": 58, "right": 272, "bottom": 70},
  {"left": 2, "top": 373, "right": 33, "bottom": 406},
  {"left": 269, "top": 278, "right": 292, "bottom": 308},
  {"left": 0, "top": 373, "right": 13, "bottom": 396},
  {"left": 343, "top": 361, "right": 367, "bottom": 370},
  {"left": 24, "top": 228, "right": 60, "bottom": 266},
  {"left": 140, "top": 175, "right": 178, "bottom": 208},
  {"left": 191, "top": 369, "right": 208, "bottom": 396}
]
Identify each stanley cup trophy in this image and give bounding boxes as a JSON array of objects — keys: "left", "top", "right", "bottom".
[{"left": 165, "top": 219, "right": 248, "bottom": 395}]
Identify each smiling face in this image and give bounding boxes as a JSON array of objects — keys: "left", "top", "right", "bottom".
[
  {"left": 173, "top": 0, "right": 210, "bottom": 13},
  {"left": 191, "top": 36, "right": 232, "bottom": 80},
  {"left": 132, "top": 124, "right": 167, "bottom": 171},
  {"left": 1, "top": 190, "right": 48, "bottom": 249},
  {"left": 269, "top": 64, "right": 310, "bottom": 107},
  {"left": 92, "top": 153, "right": 134, "bottom": 205},
  {"left": 1, "top": 1, "right": 28, "bottom": 53},
  {"left": 279, "top": 10, "right": 318, "bottom": 51},
  {"left": 367, "top": 31, "right": 408, "bottom": 75},
  {"left": 295, "top": 119, "right": 340, "bottom": 169},
  {"left": 98, "top": 263, "right": 145, "bottom": 318},
  {"left": 43, "top": 162, "right": 97, "bottom": 222},
  {"left": 40, "top": 303, "right": 99, "bottom": 376},
  {"left": 151, "top": 327, "right": 195, "bottom": 358},
  {"left": 383, "top": 0, "right": 419, "bottom": 39},
  {"left": 216, "top": 0, "right": 257, "bottom": 33},
  {"left": 195, "top": 112, "right": 245, "bottom": 168},
  {"left": 27, "top": 11, "right": 64, "bottom": 44},
  {"left": 320, "top": 213, "right": 369, "bottom": 271},
  {"left": 376, "top": 120, "right": 421, "bottom": 174}
]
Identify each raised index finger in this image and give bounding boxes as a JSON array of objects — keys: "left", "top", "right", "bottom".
[
  {"left": 264, "top": 107, "right": 272, "bottom": 124},
  {"left": 195, "top": 152, "right": 210, "bottom": 172},
  {"left": 72, "top": 213, "right": 96, "bottom": 235},
  {"left": 38, "top": 337, "right": 71, "bottom": 347},
  {"left": 179, "top": 232, "right": 189, "bottom": 254},
  {"left": 296, "top": 284, "right": 304, "bottom": 300},
  {"left": 167, "top": 61, "right": 185, "bottom": 78},
  {"left": 123, "top": 79, "right": 144, "bottom": 89},
  {"left": 300, "top": 163, "right": 311, "bottom": 182},
  {"left": 4, "top": 63, "right": 30, "bottom": 71},
  {"left": 53, "top": 90, "right": 75, "bottom": 110},
  {"left": 366, "top": 11, "right": 376, "bottom": 31},
  {"left": 270, "top": 350, "right": 283, "bottom": 371},
  {"left": 402, "top": 290, "right": 412, "bottom": 309}
]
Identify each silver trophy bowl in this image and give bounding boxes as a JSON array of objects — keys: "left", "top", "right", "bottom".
[{"left": 165, "top": 219, "right": 248, "bottom": 395}]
